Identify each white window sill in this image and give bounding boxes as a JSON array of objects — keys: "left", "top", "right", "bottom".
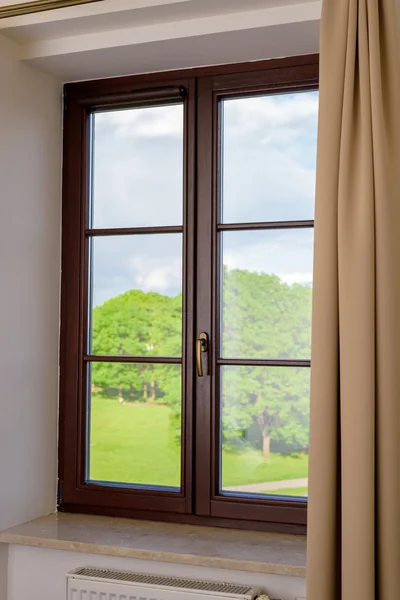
[{"left": 0, "top": 513, "right": 306, "bottom": 578}]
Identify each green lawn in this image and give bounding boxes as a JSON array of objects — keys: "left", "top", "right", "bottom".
[
  {"left": 222, "top": 448, "right": 308, "bottom": 487},
  {"left": 89, "top": 396, "right": 308, "bottom": 495}
]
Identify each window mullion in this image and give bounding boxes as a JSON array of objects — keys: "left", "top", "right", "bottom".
[
  {"left": 181, "top": 79, "right": 196, "bottom": 514},
  {"left": 193, "top": 77, "right": 215, "bottom": 517}
]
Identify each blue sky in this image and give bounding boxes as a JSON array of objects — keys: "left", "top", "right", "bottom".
[{"left": 91, "top": 91, "right": 318, "bottom": 307}]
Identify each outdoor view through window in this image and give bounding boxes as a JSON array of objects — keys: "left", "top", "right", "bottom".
[
  {"left": 86, "top": 89, "right": 318, "bottom": 501},
  {"left": 219, "top": 93, "right": 316, "bottom": 498},
  {"left": 88, "top": 103, "right": 184, "bottom": 489}
]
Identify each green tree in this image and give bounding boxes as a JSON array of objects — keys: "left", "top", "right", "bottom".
[
  {"left": 90, "top": 268, "right": 312, "bottom": 457},
  {"left": 222, "top": 365, "right": 310, "bottom": 457},
  {"left": 222, "top": 268, "right": 311, "bottom": 360},
  {"left": 221, "top": 268, "right": 312, "bottom": 457},
  {"left": 91, "top": 289, "right": 182, "bottom": 402}
]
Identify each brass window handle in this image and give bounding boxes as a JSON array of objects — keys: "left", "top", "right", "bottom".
[{"left": 196, "top": 332, "right": 209, "bottom": 377}]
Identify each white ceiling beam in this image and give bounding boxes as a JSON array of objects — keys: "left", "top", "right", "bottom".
[
  {"left": 0, "top": 0, "right": 187, "bottom": 27},
  {"left": 22, "top": 3, "right": 321, "bottom": 59},
  {"left": 0, "top": 0, "right": 321, "bottom": 82}
]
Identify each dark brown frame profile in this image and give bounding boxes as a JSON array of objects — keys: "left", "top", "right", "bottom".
[{"left": 59, "top": 54, "right": 319, "bottom": 534}]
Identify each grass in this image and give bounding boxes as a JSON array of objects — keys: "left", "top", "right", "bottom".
[
  {"left": 222, "top": 448, "right": 308, "bottom": 487},
  {"left": 90, "top": 398, "right": 180, "bottom": 487},
  {"left": 89, "top": 396, "right": 308, "bottom": 494}
]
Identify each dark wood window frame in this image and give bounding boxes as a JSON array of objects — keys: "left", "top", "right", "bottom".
[{"left": 59, "top": 53, "right": 319, "bottom": 534}]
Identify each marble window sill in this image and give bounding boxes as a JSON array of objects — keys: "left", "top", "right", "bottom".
[{"left": 0, "top": 513, "right": 306, "bottom": 578}]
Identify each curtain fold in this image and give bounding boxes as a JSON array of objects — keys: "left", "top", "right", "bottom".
[{"left": 307, "top": 1, "right": 400, "bottom": 598}]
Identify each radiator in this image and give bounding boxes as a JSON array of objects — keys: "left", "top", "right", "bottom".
[{"left": 66, "top": 567, "right": 271, "bottom": 600}]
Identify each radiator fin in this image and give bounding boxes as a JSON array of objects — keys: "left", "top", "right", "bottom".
[{"left": 70, "top": 568, "right": 254, "bottom": 597}]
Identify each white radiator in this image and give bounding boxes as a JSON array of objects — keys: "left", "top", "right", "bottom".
[{"left": 66, "top": 567, "right": 271, "bottom": 600}]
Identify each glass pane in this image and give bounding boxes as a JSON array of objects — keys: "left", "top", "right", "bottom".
[
  {"left": 220, "top": 366, "right": 309, "bottom": 498},
  {"left": 91, "top": 103, "right": 183, "bottom": 228},
  {"left": 221, "top": 229, "right": 313, "bottom": 360},
  {"left": 88, "top": 363, "right": 182, "bottom": 489},
  {"left": 89, "top": 234, "right": 182, "bottom": 357},
  {"left": 220, "top": 91, "right": 318, "bottom": 223}
]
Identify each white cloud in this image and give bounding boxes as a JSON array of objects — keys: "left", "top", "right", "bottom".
[
  {"left": 223, "top": 229, "right": 314, "bottom": 282},
  {"left": 92, "top": 235, "right": 182, "bottom": 306},
  {"left": 96, "top": 103, "right": 183, "bottom": 138},
  {"left": 279, "top": 272, "right": 313, "bottom": 285},
  {"left": 133, "top": 258, "right": 182, "bottom": 294},
  {"left": 224, "top": 91, "right": 319, "bottom": 137},
  {"left": 221, "top": 91, "right": 318, "bottom": 223},
  {"left": 92, "top": 106, "right": 184, "bottom": 229}
]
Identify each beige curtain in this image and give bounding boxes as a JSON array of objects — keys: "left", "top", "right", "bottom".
[{"left": 307, "top": 0, "right": 400, "bottom": 599}]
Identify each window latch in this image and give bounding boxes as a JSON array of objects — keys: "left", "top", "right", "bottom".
[{"left": 196, "top": 332, "right": 209, "bottom": 377}]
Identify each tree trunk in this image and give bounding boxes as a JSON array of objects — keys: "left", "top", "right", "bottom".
[
  {"left": 150, "top": 380, "right": 156, "bottom": 402},
  {"left": 130, "top": 387, "right": 134, "bottom": 402},
  {"left": 143, "top": 384, "right": 148, "bottom": 400},
  {"left": 262, "top": 431, "right": 271, "bottom": 458},
  {"left": 257, "top": 413, "right": 269, "bottom": 458},
  {"left": 118, "top": 386, "right": 123, "bottom": 404}
]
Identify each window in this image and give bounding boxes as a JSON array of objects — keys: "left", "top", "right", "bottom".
[{"left": 59, "top": 55, "right": 318, "bottom": 533}]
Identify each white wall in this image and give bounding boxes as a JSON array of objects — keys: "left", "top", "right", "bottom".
[
  {"left": 6, "top": 546, "right": 306, "bottom": 600},
  {"left": 0, "top": 545, "right": 7, "bottom": 600},
  {"left": 0, "top": 33, "right": 62, "bottom": 532}
]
